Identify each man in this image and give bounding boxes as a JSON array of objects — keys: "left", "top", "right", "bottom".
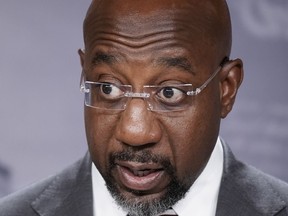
[{"left": 0, "top": 0, "right": 288, "bottom": 215}]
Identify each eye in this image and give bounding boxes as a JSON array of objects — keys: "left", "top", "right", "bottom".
[
  {"left": 157, "top": 86, "right": 186, "bottom": 104},
  {"left": 99, "top": 83, "right": 124, "bottom": 99}
]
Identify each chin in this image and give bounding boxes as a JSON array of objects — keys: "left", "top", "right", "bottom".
[{"left": 105, "top": 175, "right": 190, "bottom": 216}]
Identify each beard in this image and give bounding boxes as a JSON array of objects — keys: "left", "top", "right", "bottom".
[{"left": 102, "top": 149, "right": 192, "bottom": 216}]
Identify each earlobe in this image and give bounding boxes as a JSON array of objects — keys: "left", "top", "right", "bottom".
[{"left": 219, "top": 58, "right": 244, "bottom": 118}]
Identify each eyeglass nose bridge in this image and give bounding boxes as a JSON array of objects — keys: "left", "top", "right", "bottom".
[
  {"left": 124, "top": 92, "right": 150, "bottom": 98},
  {"left": 123, "top": 92, "right": 153, "bottom": 110}
]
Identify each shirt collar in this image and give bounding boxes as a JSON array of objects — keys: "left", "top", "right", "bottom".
[
  {"left": 91, "top": 162, "right": 127, "bottom": 216},
  {"left": 173, "top": 137, "right": 224, "bottom": 216},
  {"left": 91, "top": 137, "right": 223, "bottom": 216}
]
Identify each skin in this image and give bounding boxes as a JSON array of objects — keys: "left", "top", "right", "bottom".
[{"left": 79, "top": 0, "right": 243, "bottom": 213}]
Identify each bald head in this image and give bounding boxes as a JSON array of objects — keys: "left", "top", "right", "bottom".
[{"left": 82, "top": 0, "right": 232, "bottom": 62}]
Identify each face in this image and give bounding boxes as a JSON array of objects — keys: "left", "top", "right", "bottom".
[{"left": 80, "top": 0, "right": 239, "bottom": 215}]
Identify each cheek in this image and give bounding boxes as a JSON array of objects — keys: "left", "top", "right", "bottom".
[
  {"left": 84, "top": 108, "right": 119, "bottom": 173},
  {"left": 165, "top": 93, "right": 221, "bottom": 181}
]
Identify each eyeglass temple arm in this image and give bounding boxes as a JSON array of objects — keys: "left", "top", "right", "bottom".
[
  {"left": 187, "top": 57, "right": 229, "bottom": 96},
  {"left": 80, "top": 71, "right": 89, "bottom": 93}
]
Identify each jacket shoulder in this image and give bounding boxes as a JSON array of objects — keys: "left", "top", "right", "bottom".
[
  {"left": 217, "top": 142, "right": 288, "bottom": 215},
  {"left": 0, "top": 157, "right": 85, "bottom": 216},
  {"left": 245, "top": 163, "right": 288, "bottom": 201},
  {"left": 0, "top": 175, "right": 56, "bottom": 215}
]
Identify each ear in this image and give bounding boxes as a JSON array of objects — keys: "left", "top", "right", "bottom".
[
  {"left": 78, "top": 49, "right": 85, "bottom": 68},
  {"left": 219, "top": 58, "right": 244, "bottom": 118}
]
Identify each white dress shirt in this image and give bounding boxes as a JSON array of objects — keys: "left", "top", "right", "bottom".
[{"left": 92, "top": 137, "right": 224, "bottom": 216}]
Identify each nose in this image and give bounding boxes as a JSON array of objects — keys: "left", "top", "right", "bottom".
[{"left": 115, "top": 99, "right": 162, "bottom": 147}]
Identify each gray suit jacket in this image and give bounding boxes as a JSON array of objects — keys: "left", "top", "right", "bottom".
[{"left": 0, "top": 143, "right": 288, "bottom": 216}]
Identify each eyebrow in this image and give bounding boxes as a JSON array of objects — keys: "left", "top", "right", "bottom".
[
  {"left": 91, "top": 51, "right": 121, "bottom": 67},
  {"left": 155, "top": 57, "right": 196, "bottom": 75}
]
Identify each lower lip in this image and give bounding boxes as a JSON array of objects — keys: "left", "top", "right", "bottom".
[{"left": 116, "top": 165, "right": 167, "bottom": 192}]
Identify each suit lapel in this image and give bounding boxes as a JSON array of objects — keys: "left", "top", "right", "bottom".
[
  {"left": 216, "top": 142, "right": 286, "bottom": 216},
  {"left": 31, "top": 153, "right": 93, "bottom": 216}
]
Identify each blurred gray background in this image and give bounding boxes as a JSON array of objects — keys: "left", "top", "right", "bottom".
[{"left": 0, "top": 0, "right": 287, "bottom": 196}]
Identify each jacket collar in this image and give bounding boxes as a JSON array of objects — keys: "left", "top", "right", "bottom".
[
  {"left": 31, "top": 152, "right": 93, "bottom": 216},
  {"left": 216, "top": 141, "right": 286, "bottom": 216}
]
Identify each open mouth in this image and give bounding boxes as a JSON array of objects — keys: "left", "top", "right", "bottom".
[{"left": 115, "top": 160, "right": 169, "bottom": 192}]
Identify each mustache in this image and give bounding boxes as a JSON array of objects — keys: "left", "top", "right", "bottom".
[{"left": 109, "top": 149, "right": 174, "bottom": 174}]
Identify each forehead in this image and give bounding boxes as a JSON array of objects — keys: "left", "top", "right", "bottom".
[{"left": 84, "top": 0, "right": 223, "bottom": 69}]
